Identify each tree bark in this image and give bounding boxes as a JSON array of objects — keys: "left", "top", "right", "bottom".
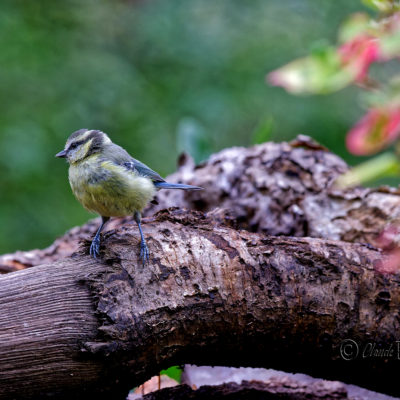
[
  {"left": 2, "top": 135, "right": 399, "bottom": 273},
  {"left": 0, "top": 209, "right": 398, "bottom": 399},
  {"left": 1, "top": 137, "right": 400, "bottom": 399},
  {"left": 147, "top": 135, "right": 400, "bottom": 245}
]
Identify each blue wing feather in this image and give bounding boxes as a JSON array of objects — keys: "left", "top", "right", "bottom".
[
  {"left": 154, "top": 182, "right": 202, "bottom": 190},
  {"left": 101, "top": 143, "right": 164, "bottom": 182},
  {"left": 101, "top": 143, "right": 201, "bottom": 190},
  {"left": 124, "top": 158, "right": 165, "bottom": 183}
]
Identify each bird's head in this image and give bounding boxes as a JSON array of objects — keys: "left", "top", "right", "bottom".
[{"left": 56, "top": 129, "right": 112, "bottom": 164}]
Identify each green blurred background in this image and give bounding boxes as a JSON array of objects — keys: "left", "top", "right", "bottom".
[{"left": 0, "top": 0, "right": 365, "bottom": 254}]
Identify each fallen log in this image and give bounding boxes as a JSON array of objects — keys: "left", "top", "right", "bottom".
[
  {"left": 2, "top": 136, "right": 399, "bottom": 273},
  {"left": 0, "top": 209, "right": 399, "bottom": 399}
]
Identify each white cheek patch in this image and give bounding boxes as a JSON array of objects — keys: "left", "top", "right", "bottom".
[
  {"left": 102, "top": 134, "right": 112, "bottom": 144},
  {"left": 80, "top": 130, "right": 93, "bottom": 140},
  {"left": 79, "top": 129, "right": 111, "bottom": 144}
]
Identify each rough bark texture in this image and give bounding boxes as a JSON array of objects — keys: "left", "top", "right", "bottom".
[
  {"left": 147, "top": 135, "right": 400, "bottom": 245},
  {"left": 2, "top": 136, "right": 399, "bottom": 274},
  {"left": 1, "top": 137, "right": 400, "bottom": 399},
  {"left": 0, "top": 209, "right": 399, "bottom": 399}
]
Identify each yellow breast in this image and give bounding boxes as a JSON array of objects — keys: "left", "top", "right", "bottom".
[{"left": 68, "top": 157, "right": 156, "bottom": 217}]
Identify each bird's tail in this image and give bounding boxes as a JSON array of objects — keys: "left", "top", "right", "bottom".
[{"left": 154, "top": 181, "right": 202, "bottom": 190}]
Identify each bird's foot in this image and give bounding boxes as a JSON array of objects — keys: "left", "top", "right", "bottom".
[
  {"left": 139, "top": 240, "right": 150, "bottom": 265},
  {"left": 90, "top": 236, "right": 101, "bottom": 259}
]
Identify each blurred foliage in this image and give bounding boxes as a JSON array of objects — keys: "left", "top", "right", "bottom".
[
  {"left": 269, "top": 0, "right": 400, "bottom": 187},
  {"left": 0, "top": 0, "right": 362, "bottom": 253}
]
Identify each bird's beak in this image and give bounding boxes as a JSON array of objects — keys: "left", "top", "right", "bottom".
[{"left": 55, "top": 149, "right": 67, "bottom": 158}]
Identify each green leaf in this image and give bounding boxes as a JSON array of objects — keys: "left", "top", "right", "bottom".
[
  {"left": 338, "top": 13, "right": 371, "bottom": 43},
  {"left": 380, "top": 30, "right": 400, "bottom": 57},
  {"left": 160, "top": 366, "right": 183, "bottom": 383},
  {"left": 361, "top": 0, "right": 400, "bottom": 13},
  {"left": 336, "top": 151, "right": 400, "bottom": 186},
  {"left": 268, "top": 47, "right": 353, "bottom": 95}
]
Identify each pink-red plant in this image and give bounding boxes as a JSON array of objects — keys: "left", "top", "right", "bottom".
[{"left": 268, "top": 0, "right": 400, "bottom": 273}]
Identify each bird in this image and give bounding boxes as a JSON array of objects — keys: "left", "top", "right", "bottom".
[{"left": 56, "top": 129, "right": 202, "bottom": 263}]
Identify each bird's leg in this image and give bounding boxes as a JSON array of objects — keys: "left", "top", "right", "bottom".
[
  {"left": 90, "top": 216, "right": 110, "bottom": 259},
  {"left": 134, "top": 211, "right": 149, "bottom": 265}
]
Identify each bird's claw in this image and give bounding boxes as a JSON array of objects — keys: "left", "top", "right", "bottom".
[
  {"left": 90, "top": 236, "right": 101, "bottom": 259},
  {"left": 140, "top": 240, "right": 150, "bottom": 265}
]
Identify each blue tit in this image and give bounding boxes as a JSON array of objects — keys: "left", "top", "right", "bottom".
[{"left": 56, "top": 129, "right": 202, "bottom": 263}]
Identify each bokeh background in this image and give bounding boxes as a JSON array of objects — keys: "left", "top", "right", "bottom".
[{"left": 0, "top": 0, "right": 365, "bottom": 253}]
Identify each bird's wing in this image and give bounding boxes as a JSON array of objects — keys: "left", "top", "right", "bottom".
[
  {"left": 103, "top": 144, "right": 165, "bottom": 183},
  {"left": 124, "top": 158, "right": 165, "bottom": 183}
]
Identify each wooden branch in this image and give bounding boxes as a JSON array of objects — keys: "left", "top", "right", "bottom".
[
  {"left": 0, "top": 209, "right": 398, "bottom": 399},
  {"left": 1, "top": 138, "right": 400, "bottom": 398},
  {"left": 2, "top": 136, "right": 399, "bottom": 273}
]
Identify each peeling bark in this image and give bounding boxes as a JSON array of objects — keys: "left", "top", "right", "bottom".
[
  {"left": 148, "top": 136, "right": 400, "bottom": 245},
  {"left": 0, "top": 210, "right": 399, "bottom": 399}
]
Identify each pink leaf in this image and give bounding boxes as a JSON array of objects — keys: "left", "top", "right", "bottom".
[
  {"left": 346, "top": 107, "right": 400, "bottom": 155},
  {"left": 338, "top": 35, "right": 381, "bottom": 83}
]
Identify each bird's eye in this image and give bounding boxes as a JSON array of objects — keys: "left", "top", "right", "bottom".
[{"left": 68, "top": 141, "right": 82, "bottom": 151}]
